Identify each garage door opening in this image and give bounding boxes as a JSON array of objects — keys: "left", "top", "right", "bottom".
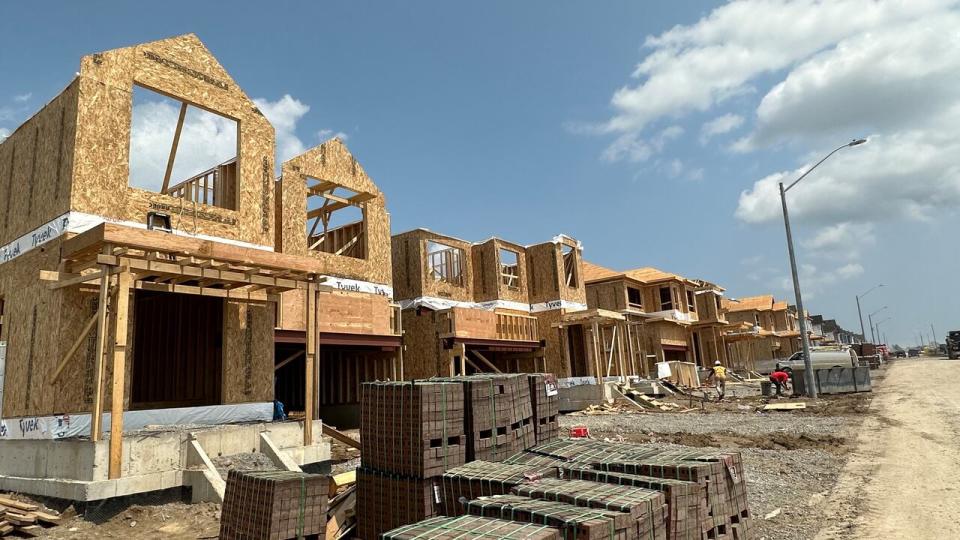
[{"left": 131, "top": 291, "right": 223, "bottom": 410}]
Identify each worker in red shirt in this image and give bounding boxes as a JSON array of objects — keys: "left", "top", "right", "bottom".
[{"left": 769, "top": 366, "right": 791, "bottom": 397}]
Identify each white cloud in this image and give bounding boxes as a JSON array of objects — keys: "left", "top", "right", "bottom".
[
  {"left": 0, "top": 128, "right": 9, "bottom": 142},
  {"left": 129, "top": 100, "right": 237, "bottom": 192},
  {"left": 775, "top": 261, "right": 864, "bottom": 298},
  {"left": 253, "top": 95, "right": 310, "bottom": 164},
  {"left": 802, "top": 222, "right": 875, "bottom": 253},
  {"left": 13, "top": 93, "right": 31, "bottom": 103},
  {"left": 600, "top": 0, "right": 954, "bottom": 141},
  {"left": 602, "top": 125, "right": 684, "bottom": 163},
  {"left": 700, "top": 113, "right": 744, "bottom": 144},
  {"left": 317, "top": 129, "right": 349, "bottom": 142}
]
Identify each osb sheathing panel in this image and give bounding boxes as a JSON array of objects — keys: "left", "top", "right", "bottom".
[
  {"left": 648, "top": 320, "right": 690, "bottom": 346},
  {"left": 534, "top": 310, "right": 569, "bottom": 377},
  {"left": 72, "top": 34, "right": 276, "bottom": 247},
  {"left": 400, "top": 308, "right": 445, "bottom": 379},
  {"left": 525, "top": 240, "right": 586, "bottom": 306},
  {"left": 0, "top": 81, "right": 79, "bottom": 246},
  {"left": 586, "top": 281, "right": 626, "bottom": 312},
  {"left": 0, "top": 239, "right": 117, "bottom": 418},
  {"left": 222, "top": 301, "right": 274, "bottom": 404},
  {"left": 316, "top": 290, "right": 395, "bottom": 335},
  {"left": 393, "top": 230, "right": 475, "bottom": 303},
  {"left": 390, "top": 231, "right": 424, "bottom": 301},
  {"left": 277, "top": 140, "right": 392, "bottom": 284},
  {"left": 471, "top": 239, "right": 529, "bottom": 305}
]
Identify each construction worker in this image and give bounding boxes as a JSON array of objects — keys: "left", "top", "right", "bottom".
[
  {"left": 769, "top": 365, "right": 791, "bottom": 397},
  {"left": 706, "top": 360, "right": 728, "bottom": 400}
]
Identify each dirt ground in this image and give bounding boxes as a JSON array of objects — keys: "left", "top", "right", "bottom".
[{"left": 814, "top": 357, "right": 960, "bottom": 539}]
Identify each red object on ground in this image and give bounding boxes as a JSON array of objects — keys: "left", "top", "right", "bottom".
[
  {"left": 770, "top": 371, "right": 789, "bottom": 384},
  {"left": 569, "top": 426, "right": 589, "bottom": 438}
]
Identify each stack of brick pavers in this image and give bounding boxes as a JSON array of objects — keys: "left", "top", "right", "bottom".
[
  {"left": 527, "top": 373, "right": 560, "bottom": 444},
  {"left": 513, "top": 479, "right": 667, "bottom": 540},
  {"left": 524, "top": 439, "right": 753, "bottom": 540},
  {"left": 219, "top": 470, "right": 328, "bottom": 540},
  {"left": 382, "top": 515, "right": 560, "bottom": 539},
  {"left": 466, "top": 493, "right": 651, "bottom": 540},
  {"left": 439, "top": 460, "right": 555, "bottom": 516},
  {"left": 357, "top": 380, "right": 467, "bottom": 540},
  {"left": 441, "top": 374, "right": 537, "bottom": 461}
]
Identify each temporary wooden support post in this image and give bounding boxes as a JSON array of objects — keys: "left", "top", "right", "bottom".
[
  {"left": 90, "top": 247, "right": 113, "bottom": 442},
  {"left": 161, "top": 102, "right": 188, "bottom": 193},
  {"left": 51, "top": 313, "right": 97, "bottom": 381},
  {"left": 625, "top": 323, "right": 637, "bottom": 379},
  {"left": 274, "top": 350, "right": 304, "bottom": 372},
  {"left": 470, "top": 350, "right": 502, "bottom": 373},
  {"left": 304, "top": 282, "right": 317, "bottom": 446},
  {"left": 559, "top": 327, "right": 571, "bottom": 376},
  {"left": 605, "top": 325, "right": 617, "bottom": 377},
  {"left": 591, "top": 322, "right": 602, "bottom": 382},
  {"left": 108, "top": 271, "right": 132, "bottom": 479}
]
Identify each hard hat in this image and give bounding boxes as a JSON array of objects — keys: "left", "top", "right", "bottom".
[{"left": 714, "top": 360, "right": 721, "bottom": 365}]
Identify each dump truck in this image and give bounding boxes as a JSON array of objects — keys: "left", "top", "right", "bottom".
[{"left": 947, "top": 330, "right": 960, "bottom": 360}]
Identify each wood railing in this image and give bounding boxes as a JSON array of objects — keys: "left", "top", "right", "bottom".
[
  {"left": 439, "top": 308, "right": 538, "bottom": 342},
  {"left": 308, "top": 220, "right": 366, "bottom": 259},
  {"left": 164, "top": 158, "right": 238, "bottom": 210}
]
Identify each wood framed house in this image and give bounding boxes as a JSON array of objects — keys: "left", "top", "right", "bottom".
[
  {"left": 583, "top": 262, "right": 727, "bottom": 376},
  {"left": 0, "top": 34, "right": 392, "bottom": 485},
  {"left": 392, "top": 230, "right": 612, "bottom": 380},
  {"left": 721, "top": 294, "right": 805, "bottom": 370}
]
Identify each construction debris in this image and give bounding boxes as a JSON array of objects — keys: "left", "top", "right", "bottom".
[
  {"left": 762, "top": 402, "right": 807, "bottom": 411},
  {"left": 0, "top": 495, "right": 62, "bottom": 537}
]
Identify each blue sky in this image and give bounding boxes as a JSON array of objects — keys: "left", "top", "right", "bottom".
[{"left": 1, "top": 1, "right": 958, "bottom": 347}]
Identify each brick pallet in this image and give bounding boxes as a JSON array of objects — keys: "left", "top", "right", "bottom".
[
  {"left": 219, "top": 470, "right": 328, "bottom": 540},
  {"left": 560, "top": 464, "right": 709, "bottom": 540},
  {"left": 434, "top": 374, "right": 536, "bottom": 461},
  {"left": 502, "top": 451, "right": 565, "bottom": 477},
  {"left": 527, "top": 374, "right": 560, "bottom": 444},
  {"left": 360, "top": 380, "right": 467, "bottom": 477},
  {"left": 512, "top": 478, "right": 667, "bottom": 540},
  {"left": 464, "top": 494, "right": 636, "bottom": 540},
  {"left": 439, "top": 460, "right": 555, "bottom": 516},
  {"left": 356, "top": 468, "right": 441, "bottom": 540},
  {"left": 382, "top": 515, "right": 560, "bottom": 540}
]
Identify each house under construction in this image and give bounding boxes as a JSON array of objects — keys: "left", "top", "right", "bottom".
[{"left": 0, "top": 34, "right": 398, "bottom": 499}]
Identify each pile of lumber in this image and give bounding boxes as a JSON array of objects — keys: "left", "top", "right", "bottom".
[
  {"left": 219, "top": 470, "right": 328, "bottom": 540},
  {"left": 326, "top": 472, "right": 357, "bottom": 540},
  {"left": 0, "top": 495, "right": 62, "bottom": 537}
]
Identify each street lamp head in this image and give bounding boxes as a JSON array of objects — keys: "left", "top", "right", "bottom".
[{"left": 849, "top": 138, "right": 867, "bottom": 147}]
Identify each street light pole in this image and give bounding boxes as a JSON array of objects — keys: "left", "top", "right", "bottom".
[
  {"left": 868, "top": 305, "right": 887, "bottom": 345},
  {"left": 779, "top": 138, "right": 867, "bottom": 399},
  {"left": 856, "top": 284, "right": 883, "bottom": 343}
]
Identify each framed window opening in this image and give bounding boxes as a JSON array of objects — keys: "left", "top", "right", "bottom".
[
  {"left": 427, "top": 241, "right": 464, "bottom": 286},
  {"left": 561, "top": 245, "right": 578, "bottom": 288},
  {"left": 686, "top": 290, "right": 696, "bottom": 312},
  {"left": 306, "top": 177, "right": 374, "bottom": 260},
  {"left": 659, "top": 286, "right": 673, "bottom": 311},
  {"left": 128, "top": 84, "right": 239, "bottom": 210},
  {"left": 627, "top": 287, "right": 643, "bottom": 310},
  {"left": 499, "top": 248, "right": 521, "bottom": 290}
]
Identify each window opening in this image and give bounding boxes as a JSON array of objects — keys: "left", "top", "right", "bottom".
[
  {"left": 687, "top": 290, "right": 696, "bottom": 312},
  {"left": 427, "top": 241, "right": 463, "bottom": 285},
  {"left": 659, "top": 287, "right": 673, "bottom": 311},
  {"left": 627, "top": 287, "right": 642, "bottom": 309},
  {"left": 306, "top": 178, "right": 373, "bottom": 260},
  {"left": 128, "top": 85, "right": 239, "bottom": 210},
  {"left": 561, "top": 245, "right": 577, "bottom": 287},
  {"left": 499, "top": 249, "right": 520, "bottom": 289}
]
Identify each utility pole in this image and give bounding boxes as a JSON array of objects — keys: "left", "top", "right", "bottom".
[{"left": 931, "top": 324, "right": 938, "bottom": 346}]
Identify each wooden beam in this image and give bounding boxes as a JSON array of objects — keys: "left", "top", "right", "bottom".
[
  {"left": 161, "top": 102, "right": 188, "bottom": 193},
  {"left": 469, "top": 349, "right": 502, "bottom": 373},
  {"left": 51, "top": 313, "right": 98, "bottom": 382},
  {"left": 463, "top": 355, "right": 482, "bottom": 373},
  {"left": 90, "top": 249, "right": 112, "bottom": 442},
  {"left": 322, "top": 425, "right": 361, "bottom": 450},
  {"left": 274, "top": 350, "right": 304, "bottom": 372},
  {"left": 304, "top": 282, "right": 316, "bottom": 445},
  {"left": 108, "top": 271, "right": 132, "bottom": 480}
]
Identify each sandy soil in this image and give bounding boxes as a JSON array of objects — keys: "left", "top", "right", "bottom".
[{"left": 815, "top": 357, "right": 960, "bottom": 539}]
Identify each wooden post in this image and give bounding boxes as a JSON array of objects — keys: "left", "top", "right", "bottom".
[
  {"left": 108, "top": 271, "right": 132, "bottom": 479},
  {"left": 559, "top": 327, "right": 571, "bottom": 376},
  {"left": 591, "top": 322, "right": 602, "bottom": 382},
  {"left": 90, "top": 247, "right": 112, "bottom": 442},
  {"left": 161, "top": 102, "right": 188, "bottom": 193},
  {"left": 625, "top": 322, "right": 636, "bottom": 377},
  {"left": 397, "top": 308, "right": 405, "bottom": 380},
  {"left": 304, "top": 282, "right": 316, "bottom": 446}
]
